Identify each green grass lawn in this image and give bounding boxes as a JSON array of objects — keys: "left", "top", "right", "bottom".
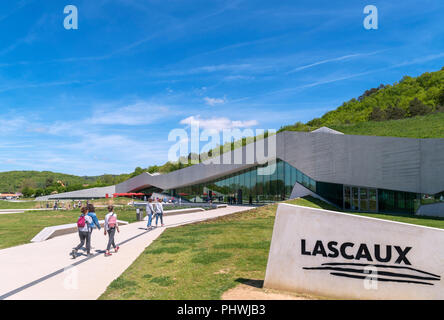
[
  {"left": 100, "top": 204, "right": 277, "bottom": 300},
  {"left": 0, "top": 207, "right": 140, "bottom": 250},
  {"left": 329, "top": 112, "right": 444, "bottom": 138},
  {"left": 99, "top": 196, "right": 444, "bottom": 300},
  {"left": 0, "top": 200, "right": 47, "bottom": 210}
]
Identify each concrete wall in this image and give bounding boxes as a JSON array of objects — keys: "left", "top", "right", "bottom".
[
  {"left": 416, "top": 202, "right": 444, "bottom": 218},
  {"left": 264, "top": 203, "right": 444, "bottom": 299},
  {"left": 280, "top": 131, "right": 443, "bottom": 195},
  {"left": 35, "top": 185, "right": 116, "bottom": 201}
]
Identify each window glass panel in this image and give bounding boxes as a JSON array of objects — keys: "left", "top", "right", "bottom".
[
  {"left": 250, "top": 167, "right": 257, "bottom": 197},
  {"left": 309, "top": 178, "right": 316, "bottom": 192},
  {"left": 296, "top": 170, "right": 302, "bottom": 184},
  {"left": 397, "top": 192, "right": 405, "bottom": 209},
  {"left": 369, "top": 188, "right": 377, "bottom": 211},
  {"left": 263, "top": 166, "right": 271, "bottom": 200},
  {"left": 258, "top": 166, "right": 264, "bottom": 197},
  {"left": 344, "top": 186, "right": 351, "bottom": 210},
  {"left": 352, "top": 187, "right": 359, "bottom": 210},
  {"left": 302, "top": 174, "right": 309, "bottom": 188},
  {"left": 360, "top": 188, "right": 368, "bottom": 200}
]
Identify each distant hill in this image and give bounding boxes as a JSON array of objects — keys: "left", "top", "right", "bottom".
[
  {"left": 0, "top": 171, "right": 95, "bottom": 193},
  {"left": 279, "top": 66, "right": 444, "bottom": 137},
  {"left": 0, "top": 171, "right": 131, "bottom": 194}
]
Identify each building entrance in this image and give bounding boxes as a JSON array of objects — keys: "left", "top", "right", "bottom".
[{"left": 344, "top": 185, "right": 378, "bottom": 212}]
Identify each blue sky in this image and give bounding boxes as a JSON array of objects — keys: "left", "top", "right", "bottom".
[{"left": 0, "top": 0, "right": 443, "bottom": 175}]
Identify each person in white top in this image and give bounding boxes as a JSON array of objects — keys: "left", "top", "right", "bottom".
[
  {"left": 71, "top": 207, "right": 93, "bottom": 259},
  {"left": 154, "top": 198, "right": 164, "bottom": 227},
  {"left": 146, "top": 199, "right": 155, "bottom": 230},
  {"left": 104, "top": 205, "right": 120, "bottom": 257}
]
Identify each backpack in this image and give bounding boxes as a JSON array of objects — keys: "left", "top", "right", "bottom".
[
  {"left": 77, "top": 215, "right": 86, "bottom": 228},
  {"left": 108, "top": 213, "right": 117, "bottom": 228}
]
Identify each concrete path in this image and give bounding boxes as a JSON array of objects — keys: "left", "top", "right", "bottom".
[{"left": 0, "top": 205, "right": 253, "bottom": 300}]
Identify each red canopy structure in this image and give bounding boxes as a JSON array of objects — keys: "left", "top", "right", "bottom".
[{"left": 113, "top": 193, "right": 145, "bottom": 198}]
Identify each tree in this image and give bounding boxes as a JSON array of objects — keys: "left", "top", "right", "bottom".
[
  {"left": 385, "top": 105, "right": 406, "bottom": 120},
  {"left": 438, "top": 87, "right": 444, "bottom": 106},
  {"left": 130, "top": 167, "right": 145, "bottom": 178},
  {"left": 436, "top": 105, "right": 444, "bottom": 113},
  {"left": 99, "top": 174, "right": 115, "bottom": 185},
  {"left": 306, "top": 117, "right": 322, "bottom": 127},
  {"left": 408, "top": 98, "right": 431, "bottom": 117},
  {"left": 21, "top": 186, "right": 35, "bottom": 198},
  {"left": 45, "top": 177, "right": 54, "bottom": 188},
  {"left": 369, "top": 107, "right": 386, "bottom": 121},
  {"left": 358, "top": 84, "right": 385, "bottom": 102},
  {"left": 34, "top": 188, "right": 44, "bottom": 197}
]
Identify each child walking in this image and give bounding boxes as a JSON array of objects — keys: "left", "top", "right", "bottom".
[
  {"left": 71, "top": 207, "right": 93, "bottom": 259},
  {"left": 104, "top": 205, "right": 120, "bottom": 257}
]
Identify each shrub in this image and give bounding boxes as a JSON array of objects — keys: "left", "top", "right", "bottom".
[
  {"left": 306, "top": 117, "right": 322, "bottom": 127},
  {"left": 408, "top": 98, "right": 431, "bottom": 117},
  {"left": 435, "top": 105, "right": 444, "bottom": 113},
  {"left": 386, "top": 105, "right": 406, "bottom": 120},
  {"left": 369, "top": 107, "right": 387, "bottom": 121},
  {"left": 437, "top": 88, "right": 444, "bottom": 106}
]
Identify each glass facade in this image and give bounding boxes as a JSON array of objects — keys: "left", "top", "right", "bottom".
[
  {"left": 316, "top": 181, "right": 343, "bottom": 208},
  {"left": 377, "top": 189, "right": 421, "bottom": 214},
  {"left": 342, "top": 186, "right": 421, "bottom": 214},
  {"left": 164, "top": 159, "right": 316, "bottom": 204},
  {"left": 157, "top": 158, "right": 439, "bottom": 215},
  {"left": 421, "top": 191, "right": 444, "bottom": 206}
]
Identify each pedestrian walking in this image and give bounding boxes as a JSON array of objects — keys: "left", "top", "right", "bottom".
[
  {"left": 154, "top": 198, "right": 164, "bottom": 227},
  {"left": 71, "top": 207, "right": 93, "bottom": 258},
  {"left": 145, "top": 199, "right": 155, "bottom": 230},
  {"left": 104, "top": 205, "right": 119, "bottom": 257},
  {"left": 86, "top": 203, "right": 101, "bottom": 249},
  {"left": 87, "top": 204, "right": 101, "bottom": 232}
]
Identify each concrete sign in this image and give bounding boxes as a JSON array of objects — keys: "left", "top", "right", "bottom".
[{"left": 264, "top": 203, "right": 444, "bottom": 299}]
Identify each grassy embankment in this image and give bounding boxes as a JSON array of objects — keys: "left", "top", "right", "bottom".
[
  {"left": 99, "top": 197, "right": 444, "bottom": 300},
  {"left": 330, "top": 112, "right": 444, "bottom": 138},
  {"left": 0, "top": 201, "right": 47, "bottom": 210}
]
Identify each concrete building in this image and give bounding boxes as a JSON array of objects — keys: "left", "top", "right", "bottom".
[
  {"left": 35, "top": 185, "right": 115, "bottom": 201},
  {"left": 38, "top": 130, "right": 444, "bottom": 216}
]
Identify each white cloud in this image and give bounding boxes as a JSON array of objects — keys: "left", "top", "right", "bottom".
[
  {"left": 0, "top": 116, "right": 28, "bottom": 133},
  {"left": 89, "top": 102, "right": 170, "bottom": 125},
  {"left": 180, "top": 115, "right": 258, "bottom": 132},
  {"left": 160, "top": 63, "right": 252, "bottom": 76},
  {"left": 286, "top": 51, "right": 384, "bottom": 74},
  {"left": 203, "top": 96, "right": 226, "bottom": 106}
]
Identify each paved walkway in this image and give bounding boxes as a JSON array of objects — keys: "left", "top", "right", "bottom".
[{"left": 0, "top": 206, "right": 253, "bottom": 300}]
